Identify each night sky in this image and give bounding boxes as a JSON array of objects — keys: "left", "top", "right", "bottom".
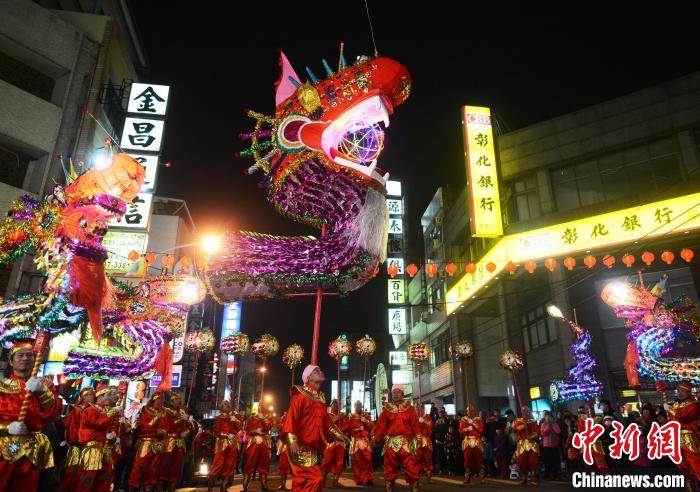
[{"left": 129, "top": 4, "right": 700, "bottom": 408}]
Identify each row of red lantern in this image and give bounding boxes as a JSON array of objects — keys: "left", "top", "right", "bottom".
[
  {"left": 126, "top": 250, "right": 194, "bottom": 269},
  {"left": 389, "top": 248, "right": 695, "bottom": 278}
]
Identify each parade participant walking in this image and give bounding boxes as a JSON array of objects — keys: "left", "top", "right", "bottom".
[
  {"left": 458, "top": 404, "right": 485, "bottom": 484},
  {"left": 127, "top": 392, "right": 166, "bottom": 491},
  {"left": 160, "top": 392, "right": 194, "bottom": 492},
  {"left": 372, "top": 385, "right": 421, "bottom": 492},
  {"left": 208, "top": 399, "right": 243, "bottom": 492},
  {"left": 243, "top": 405, "right": 274, "bottom": 490},
  {"left": 416, "top": 408, "right": 434, "bottom": 483},
  {"left": 667, "top": 381, "right": 700, "bottom": 481},
  {"left": 59, "top": 386, "right": 95, "bottom": 492},
  {"left": 321, "top": 399, "right": 348, "bottom": 488},
  {"left": 71, "top": 384, "right": 120, "bottom": 492},
  {"left": 279, "top": 365, "right": 346, "bottom": 492},
  {"left": 514, "top": 405, "right": 540, "bottom": 485},
  {"left": 276, "top": 412, "right": 291, "bottom": 490},
  {"left": 348, "top": 400, "right": 373, "bottom": 486},
  {"left": 0, "top": 340, "right": 61, "bottom": 492}
]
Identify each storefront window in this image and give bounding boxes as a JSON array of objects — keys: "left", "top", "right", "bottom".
[
  {"left": 521, "top": 303, "right": 558, "bottom": 352},
  {"left": 505, "top": 174, "right": 540, "bottom": 223}
]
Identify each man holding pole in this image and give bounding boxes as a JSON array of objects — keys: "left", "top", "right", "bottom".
[
  {"left": 321, "top": 399, "right": 348, "bottom": 487},
  {"left": 127, "top": 392, "right": 167, "bottom": 491},
  {"left": 209, "top": 399, "right": 243, "bottom": 492},
  {"left": 348, "top": 400, "right": 373, "bottom": 486},
  {"left": 514, "top": 405, "right": 540, "bottom": 485},
  {"left": 243, "top": 406, "right": 274, "bottom": 490},
  {"left": 0, "top": 340, "right": 60, "bottom": 491},
  {"left": 160, "top": 392, "right": 195, "bottom": 492},
  {"left": 458, "top": 404, "right": 485, "bottom": 484},
  {"left": 59, "top": 386, "right": 95, "bottom": 492}
]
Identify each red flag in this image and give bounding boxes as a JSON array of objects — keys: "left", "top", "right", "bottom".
[
  {"left": 625, "top": 341, "right": 640, "bottom": 388},
  {"left": 154, "top": 340, "right": 173, "bottom": 392}
]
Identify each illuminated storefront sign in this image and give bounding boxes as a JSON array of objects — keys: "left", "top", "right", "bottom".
[
  {"left": 387, "top": 199, "right": 403, "bottom": 215},
  {"left": 388, "top": 308, "right": 407, "bottom": 334},
  {"left": 108, "top": 192, "right": 153, "bottom": 230},
  {"left": 127, "top": 83, "right": 171, "bottom": 116},
  {"left": 387, "top": 258, "right": 404, "bottom": 275},
  {"left": 386, "top": 180, "right": 402, "bottom": 197},
  {"left": 388, "top": 279, "right": 405, "bottom": 304},
  {"left": 103, "top": 231, "right": 148, "bottom": 273},
  {"left": 462, "top": 106, "right": 503, "bottom": 238},
  {"left": 389, "top": 351, "right": 408, "bottom": 365},
  {"left": 446, "top": 191, "right": 700, "bottom": 314},
  {"left": 221, "top": 301, "right": 243, "bottom": 374},
  {"left": 392, "top": 370, "right": 412, "bottom": 384}
]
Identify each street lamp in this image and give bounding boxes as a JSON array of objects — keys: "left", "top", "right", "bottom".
[
  {"left": 546, "top": 304, "right": 565, "bottom": 320},
  {"left": 202, "top": 235, "right": 221, "bottom": 256},
  {"left": 265, "top": 394, "right": 272, "bottom": 402},
  {"left": 269, "top": 405, "right": 274, "bottom": 411}
]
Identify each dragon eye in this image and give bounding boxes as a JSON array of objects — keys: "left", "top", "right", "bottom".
[{"left": 80, "top": 219, "right": 89, "bottom": 228}]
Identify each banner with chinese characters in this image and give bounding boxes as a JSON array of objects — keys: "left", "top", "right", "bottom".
[
  {"left": 388, "top": 307, "right": 407, "bottom": 334},
  {"left": 446, "top": 191, "right": 700, "bottom": 314},
  {"left": 127, "top": 83, "right": 171, "bottom": 116},
  {"left": 108, "top": 192, "right": 153, "bottom": 230},
  {"left": 462, "top": 106, "right": 503, "bottom": 237},
  {"left": 120, "top": 117, "right": 165, "bottom": 153},
  {"left": 386, "top": 180, "right": 407, "bottom": 343}
]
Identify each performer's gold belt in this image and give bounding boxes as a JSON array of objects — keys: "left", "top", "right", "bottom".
[
  {"left": 66, "top": 444, "right": 81, "bottom": 467},
  {"left": 516, "top": 438, "right": 539, "bottom": 456},
  {"left": 135, "top": 437, "right": 164, "bottom": 458},
  {"left": 350, "top": 436, "right": 370, "bottom": 455},
  {"left": 681, "top": 430, "right": 700, "bottom": 454},
  {"left": 247, "top": 434, "right": 271, "bottom": 449},
  {"left": 461, "top": 435, "right": 482, "bottom": 451},
  {"left": 287, "top": 444, "right": 318, "bottom": 468},
  {"left": 0, "top": 431, "right": 53, "bottom": 468},
  {"left": 382, "top": 435, "right": 417, "bottom": 456},
  {"left": 165, "top": 435, "right": 187, "bottom": 452},
  {"left": 79, "top": 441, "right": 113, "bottom": 471},
  {"left": 215, "top": 435, "right": 240, "bottom": 453}
]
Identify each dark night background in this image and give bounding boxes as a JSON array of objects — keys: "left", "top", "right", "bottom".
[{"left": 129, "top": 4, "right": 700, "bottom": 408}]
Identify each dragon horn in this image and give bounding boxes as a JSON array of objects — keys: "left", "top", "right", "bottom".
[
  {"left": 287, "top": 76, "right": 301, "bottom": 88},
  {"left": 305, "top": 67, "right": 319, "bottom": 84},
  {"left": 321, "top": 59, "right": 334, "bottom": 77},
  {"left": 338, "top": 41, "right": 347, "bottom": 71}
]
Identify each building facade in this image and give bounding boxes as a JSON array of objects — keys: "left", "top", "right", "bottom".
[{"left": 407, "top": 72, "right": 700, "bottom": 418}]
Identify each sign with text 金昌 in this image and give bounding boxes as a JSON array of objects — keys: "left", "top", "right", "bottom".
[
  {"left": 387, "top": 258, "right": 404, "bottom": 275},
  {"left": 389, "top": 351, "right": 408, "bottom": 365},
  {"left": 387, "top": 199, "right": 403, "bottom": 216},
  {"left": 103, "top": 231, "right": 148, "bottom": 273},
  {"left": 463, "top": 106, "right": 503, "bottom": 238},
  {"left": 108, "top": 193, "right": 153, "bottom": 230},
  {"left": 120, "top": 117, "right": 165, "bottom": 153},
  {"left": 446, "top": 191, "right": 700, "bottom": 314},
  {"left": 127, "top": 153, "right": 159, "bottom": 192},
  {"left": 127, "top": 83, "right": 171, "bottom": 116},
  {"left": 150, "top": 364, "right": 182, "bottom": 388},
  {"left": 388, "top": 308, "right": 407, "bottom": 334},
  {"left": 387, "top": 279, "right": 405, "bottom": 304}
]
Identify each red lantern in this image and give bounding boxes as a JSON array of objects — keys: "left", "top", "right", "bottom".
[
  {"left": 445, "top": 262, "right": 457, "bottom": 276},
  {"left": 128, "top": 250, "right": 140, "bottom": 261},
  {"left": 622, "top": 253, "right": 635, "bottom": 268},
  {"left": 372, "top": 266, "right": 380, "bottom": 277},
  {"left": 563, "top": 256, "right": 576, "bottom": 270},
  {"left": 161, "top": 254, "right": 175, "bottom": 267},
  {"left": 661, "top": 250, "right": 675, "bottom": 265},
  {"left": 681, "top": 248, "right": 695, "bottom": 263},
  {"left": 387, "top": 263, "right": 399, "bottom": 278},
  {"left": 583, "top": 254, "right": 597, "bottom": 269},
  {"left": 144, "top": 252, "right": 156, "bottom": 264},
  {"left": 465, "top": 263, "right": 476, "bottom": 274},
  {"left": 486, "top": 261, "right": 497, "bottom": 273},
  {"left": 426, "top": 263, "right": 438, "bottom": 278},
  {"left": 524, "top": 260, "right": 537, "bottom": 274},
  {"left": 544, "top": 258, "right": 557, "bottom": 272},
  {"left": 179, "top": 255, "right": 192, "bottom": 268},
  {"left": 505, "top": 261, "right": 518, "bottom": 275},
  {"left": 406, "top": 263, "right": 418, "bottom": 278},
  {"left": 603, "top": 254, "right": 615, "bottom": 269},
  {"left": 641, "top": 251, "right": 655, "bottom": 266}
]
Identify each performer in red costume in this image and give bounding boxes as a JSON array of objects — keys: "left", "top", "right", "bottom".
[
  {"left": 576, "top": 411, "right": 607, "bottom": 471},
  {"left": 348, "top": 400, "right": 373, "bottom": 486},
  {"left": 372, "top": 385, "right": 421, "bottom": 492},
  {"left": 0, "top": 340, "right": 61, "bottom": 492},
  {"left": 127, "top": 392, "right": 166, "bottom": 491},
  {"left": 458, "top": 404, "right": 485, "bottom": 484},
  {"left": 416, "top": 409, "right": 433, "bottom": 483},
  {"left": 279, "top": 365, "right": 346, "bottom": 492},
  {"left": 243, "top": 405, "right": 274, "bottom": 490},
  {"left": 276, "top": 412, "right": 291, "bottom": 490},
  {"left": 321, "top": 399, "right": 349, "bottom": 487},
  {"left": 72, "top": 384, "right": 120, "bottom": 492},
  {"left": 208, "top": 399, "right": 243, "bottom": 492},
  {"left": 514, "top": 405, "right": 540, "bottom": 485},
  {"left": 160, "top": 392, "right": 195, "bottom": 492},
  {"left": 59, "top": 386, "right": 95, "bottom": 492},
  {"left": 667, "top": 381, "right": 700, "bottom": 482}
]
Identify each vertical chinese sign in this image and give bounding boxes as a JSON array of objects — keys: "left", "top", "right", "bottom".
[
  {"left": 386, "top": 180, "right": 408, "bottom": 348},
  {"left": 220, "top": 302, "right": 243, "bottom": 401},
  {"left": 462, "top": 106, "right": 503, "bottom": 238}
]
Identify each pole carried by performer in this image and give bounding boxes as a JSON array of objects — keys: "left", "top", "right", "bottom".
[
  {"left": 372, "top": 385, "right": 422, "bottom": 492},
  {"left": 667, "top": 381, "right": 700, "bottom": 483},
  {"left": 0, "top": 340, "right": 60, "bottom": 492},
  {"left": 348, "top": 400, "right": 374, "bottom": 486},
  {"left": 321, "top": 399, "right": 349, "bottom": 488},
  {"left": 416, "top": 407, "right": 434, "bottom": 483},
  {"left": 243, "top": 405, "right": 274, "bottom": 490},
  {"left": 276, "top": 412, "right": 292, "bottom": 490},
  {"left": 160, "top": 391, "right": 195, "bottom": 492},
  {"left": 127, "top": 392, "right": 167, "bottom": 490},
  {"left": 458, "top": 403, "right": 485, "bottom": 484},
  {"left": 208, "top": 399, "right": 243, "bottom": 492},
  {"left": 70, "top": 384, "right": 121, "bottom": 492},
  {"left": 279, "top": 364, "right": 347, "bottom": 492},
  {"left": 514, "top": 405, "right": 540, "bottom": 485},
  {"left": 59, "top": 386, "right": 96, "bottom": 492}
]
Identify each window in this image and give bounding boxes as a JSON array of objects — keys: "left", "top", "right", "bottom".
[
  {"left": 0, "top": 146, "right": 31, "bottom": 188},
  {"left": 521, "top": 303, "right": 558, "bottom": 352},
  {"left": 0, "top": 51, "right": 54, "bottom": 102},
  {"left": 551, "top": 138, "right": 682, "bottom": 212},
  {"left": 506, "top": 175, "right": 540, "bottom": 223},
  {"left": 430, "top": 330, "right": 450, "bottom": 367}
]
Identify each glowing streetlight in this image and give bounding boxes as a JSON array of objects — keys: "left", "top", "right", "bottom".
[
  {"left": 260, "top": 366, "right": 267, "bottom": 373},
  {"left": 201, "top": 235, "right": 221, "bottom": 256},
  {"left": 269, "top": 406, "right": 274, "bottom": 411},
  {"left": 546, "top": 304, "right": 565, "bottom": 320},
  {"left": 265, "top": 394, "right": 272, "bottom": 402}
]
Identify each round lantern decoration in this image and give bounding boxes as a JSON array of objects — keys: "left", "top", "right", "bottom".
[
  {"left": 524, "top": 260, "right": 537, "bottom": 274},
  {"left": 445, "top": 262, "right": 457, "bottom": 277},
  {"left": 144, "top": 252, "right": 156, "bottom": 264},
  {"left": 681, "top": 248, "right": 695, "bottom": 263},
  {"left": 179, "top": 255, "right": 192, "bottom": 268},
  {"left": 185, "top": 328, "right": 216, "bottom": 353},
  {"left": 486, "top": 261, "right": 497, "bottom": 274},
  {"left": 583, "top": 254, "right": 597, "bottom": 269},
  {"left": 408, "top": 342, "right": 431, "bottom": 362},
  {"left": 355, "top": 335, "right": 377, "bottom": 357},
  {"left": 603, "top": 254, "right": 615, "bottom": 269},
  {"left": 221, "top": 333, "right": 250, "bottom": 355},
  {"left": 282, "top": 344, "right": 305, "bottom": 369},
  {"left": 641, "top": 251, "right": 655, "bottom": 266},
  {"left": 564, "top": 256, "right": 576, "bottom": 271},
  {"left": 128, "top": 250, "right": 140, "bottom": 261},
  {"left": 162, "top": 254, "right": 175, "bottom": 267},
  {"left": 406, "top": 263, "right": 418, "bottom": 278},
  {"left": 426, "top": 263, "right": 438, "bottom": 278},
  {"left": 252, "top": 334, "right": 280, "bottom": 358},
  {"left": 465, "top": 263, "right": 476, "bottom": 274},
  {"left": 451, "top": 340, "right": 474, "bottom": 360},
  {"left": 622, "top": 253, "right": 635, "bottom": 268},
  {"left": 387, "top": 263, "right": 399, "bottom": 278},
  {"left": 505, "top": 261, "right": 518, "bottom": 274},
  {"left": 499, "top": 349, "right": 524, "bottom": 371},
  {"left": 661, "top": 250, "right": 675, "bottom": 265},
  {"left": 329, "top": 335, "right": 353, "bottom": 359},
  {"left": 545, "top": 258, "right": 557, "bottom": 272}
]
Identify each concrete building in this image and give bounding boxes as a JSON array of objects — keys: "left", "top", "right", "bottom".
[
  {"left": 408, "top": 72, "right": 700, "bottom": 418},
  {"left": 0, "top": 0, "right": 147, "bottom": 295}
]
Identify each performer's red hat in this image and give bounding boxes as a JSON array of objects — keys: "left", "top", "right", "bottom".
[
  {"left": 678, "top": 381, "right": 693, "bottom": 392},
  {"left": 8, "top": 340, "right": 34, "bottom": 359},
  {"left": 95, "top": 384, "right": 114, "bottom": 397}
]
